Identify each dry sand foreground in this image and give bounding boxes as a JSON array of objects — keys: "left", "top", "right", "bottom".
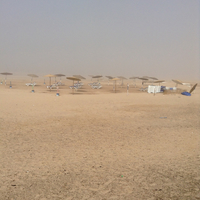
[{"left": 0, "top": 80, "right": 200, "bottom": 200}]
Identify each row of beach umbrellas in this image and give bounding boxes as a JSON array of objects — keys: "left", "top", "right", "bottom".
[
  {"left": 1, "top": 72, "right": 184, "bottom": 88},
  {"left": 1, "top": 72, "right": 197, "bottom": 95},
  {"left": 0, "top": 73, "right": 163, "bottom": 88},
  {"left": 1, "top": 73, "right": 160, "bottom": 82}
]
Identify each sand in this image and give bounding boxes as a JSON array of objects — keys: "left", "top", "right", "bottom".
[{"left": 0, "top": 78, "right": 200, "bottom": 199}]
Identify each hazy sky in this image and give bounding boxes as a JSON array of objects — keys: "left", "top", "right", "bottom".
[{"left": 0, "top": 0, "right": 199, "bottom": 79}]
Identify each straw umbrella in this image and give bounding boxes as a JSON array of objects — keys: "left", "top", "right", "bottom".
[
  {"left": 189, "top": 83, "right": 198, "bottom": 94},
  {"left": 27, "top": 74, "right": 38, "bottom": 92},
  {"left": 0, "top": 72, "right": 13, "bottom": 86},
  {"left": 92, "top": 75, "right": 103, "bottom": 82},
  {"left": 148, "top": 76, "right": 158, "bottom": 80},
  {"left": 73, "top": 75, "right": 86, "bottom": 79},
  {"left": 66, "top": 76, "right": 81, "bottom": 94},
  {"left": 172, "top": 79, "right": 183, "bottom": 87},
  {"left": 73, "top": 75, "right": 86, "bottom": 84},
  {"left": 130, "top": 76, "right": 139, "bottom": 79},
  {"left": 142, "top": 76, "right": 151, "bottom": 79},
  {"left": 129, "top": 76, "right": 139, "bottom": 87},
  {"left": 117, "top": 76, "right": 127, "bottom": 86},
  {"left": 153, "top": 80, "right": 165, "bottom": 86},
  {"left": 111, "top": 78, "right": 120, "bottom": 93},
  {"left": 138, "top": 77, "right": 149, "bottom": 85},
  {"left": 27, "top": 74, "right": 38, "bottom": 83},
  {"left": 138, "top": 77, "right": 148, "bottom": 81},
  {"left": 106, "top": 76, "right": 114, "bottom": 79},
  {"left": 106, "top": 76, "right": 114, "bottom": 85},
  {"left": 44, "top": 74, "right": 55, "bottom": 86},
  {"left": 55, "top": 74, "right": 65, "bottom": 82}
]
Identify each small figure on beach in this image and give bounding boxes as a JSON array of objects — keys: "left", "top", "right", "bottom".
[{"left": 127, "top": 84, "right": 129, "bottom": 94}]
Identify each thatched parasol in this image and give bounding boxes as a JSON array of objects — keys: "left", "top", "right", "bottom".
[
  {"left": 142, "top": 76, "right": 150, "bottom": 79},
  {"left": 73, "top": 75, "right": 86, "bottom": 79},
  {"left": 117, "top": 76, "right": 127, "bottom": 79},
  {"left": 138, "top": 77, "right": 149, "bottom": 80},
  {"left": 66, "top": 77, "right": 81, "bottom": 94},
  {"left": 44, "top": 74, "right": 55, "bottom": 86},
  {"left": 129, "top": 76, "right": 139, "bottom": 79},
  {"left": 189, "top": 83, "right": 198, "bottom": 94},
  {"left": 55, "top": 74, "right": 65, "bottom": 82},
  {"left": 91, "top": 75, "right": 103, "bottom": 82},
  {"left": 117, "top": 76, "right": 127, "bottom": 86},
  {"left": 129, "top": 76, "right": 139, "bottom": 87},
  {"left": 0, "top": 72, "right": 13, "bottom": 85},
  {"left": 92, "top": 75, "right": 102, "bottom": 78},
  {"left": 27, "top": 74, "right": 38, "bottom": 82},
  {"left": 138, "top": 77, "right": 149, "bottom": 85},
  {"left": 105, "top": 76, "right": 114, "bottom": 85},
  {"left": 111, "top": 78, "right": 120, "bottom": 93},
  {"left": 153, "top": 80, "right": 165, "bottom": 85},
  {"left": 148, "top": 76, "right": 158, "bottom": 80},
  {"left": 172, "top": 79, "right": 183, "bottom": 87},
  {"left": 106, "top": 76, "right": 114, "bottom": 79}
]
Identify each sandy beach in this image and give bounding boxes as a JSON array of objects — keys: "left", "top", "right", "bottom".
[{"left": 0, "top": 78, "right": 199, "bottom": 199}]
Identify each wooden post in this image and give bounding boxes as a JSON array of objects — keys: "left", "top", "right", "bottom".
[
  {"left": 73, "top": 80, "right": 74, "bottom": 95},
  {"left": 49, "top": 77, "right": 51, "bottom": 86}
]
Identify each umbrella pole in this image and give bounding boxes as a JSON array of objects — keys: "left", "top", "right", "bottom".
[
  {"left": 115, "top": 81, "right": 116, "bottom": 93},
  {"left": 49, "top": 77, "right": 51, "bottom": 92},
  {"left": 73, "top": 80, "right": 74, "bottom": 94}
]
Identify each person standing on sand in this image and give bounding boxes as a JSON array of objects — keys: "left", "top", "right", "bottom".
[{"left": 127, "top": 84, "right": 129, "bottom": 94}]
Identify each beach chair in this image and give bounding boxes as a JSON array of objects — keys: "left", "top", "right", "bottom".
[
  {"left": 47, "top": 83, "right": 58, "bottom": 90},
  {"left": 69, "top": 85, "right": 78, "bottom": 91},
  {"left": 56, "top": 82, "right": 65, "bottom": 86},
  {"left": 26, "top": 82, "right": 36, "bottom": 86},
  {"left": 91, "top": 82, "right": 102, "bottom": 89},
  {"left": 139, "top": 87, "right": 148, "bottom": 92}
]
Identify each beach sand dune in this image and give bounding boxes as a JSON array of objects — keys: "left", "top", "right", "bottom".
[{"left": 0, "top": 79, "right": 199, "bottom": 199}]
